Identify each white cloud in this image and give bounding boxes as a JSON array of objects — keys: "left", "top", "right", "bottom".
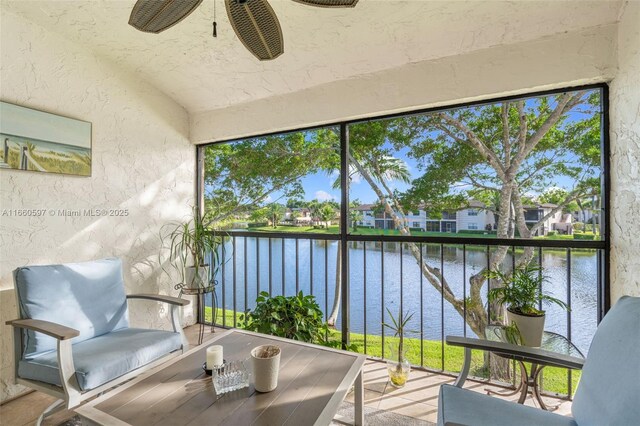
[{"left": 314, "top": 190, "right": 335, "bottom": 201}]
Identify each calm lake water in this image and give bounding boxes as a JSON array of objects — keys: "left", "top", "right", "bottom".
[{"left": 211, "top": 237, "right": 598, "bottom": 355}]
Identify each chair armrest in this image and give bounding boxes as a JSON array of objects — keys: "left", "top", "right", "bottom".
[
  {"left": 126, "top": 294, "right": 190, "bottom": 306},
  {"left": 6, "top": 319, "right": 80, "bottom": 340},
  {"left": 446, "top": 336, "right": 585, "bottom": 370}
]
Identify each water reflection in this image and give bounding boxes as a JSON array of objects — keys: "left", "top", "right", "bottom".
[{"left": 212, "top": 237, "right": 598, "bottom": 355}]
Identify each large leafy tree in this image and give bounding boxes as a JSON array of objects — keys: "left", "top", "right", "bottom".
[
  {"left": 203, "top": 129, "right": 339, "bottom": 221},
  {"left": 405, "top": 91, "right": 600, "bottom": 331},
  {"left": 321, "top": 90, "right": 601, "bottom": 345}
]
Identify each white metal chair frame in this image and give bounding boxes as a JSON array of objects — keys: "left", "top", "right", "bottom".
[{"left": 6, "top": 293, "right": 190, "bottom": 425}]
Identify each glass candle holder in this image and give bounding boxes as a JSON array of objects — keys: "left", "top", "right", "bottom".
[{"left": 212, "top": 359, "right": 250, "bottom": 395}]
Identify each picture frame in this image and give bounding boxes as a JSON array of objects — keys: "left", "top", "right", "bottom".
[{"left": 0, "top": 101, "right": 92, "bottom": 176}]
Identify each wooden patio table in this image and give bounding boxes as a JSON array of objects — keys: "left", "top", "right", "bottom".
[{"left": 76, "top": 329, "right": 366, "bottom": 426}]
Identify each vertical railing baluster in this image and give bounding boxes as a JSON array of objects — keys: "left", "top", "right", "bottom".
[
  {"left": 400, "top": 242, "right": 404, "bottom": 317},
  {"left": 232, "top": 236, "right": 237, "bottom": 328},
  {"left": 463, "top": 244, "right": 467, "bottom": 338},
  {"left": 221, "top": 237, "right": 226, "bottom": 328},
  {"left": 420, "top": 242, "right": 424, "bottom": 367},
  {"left": 280, "top": 238, "right": 287, "bottom": 296},
  {"left": 538, "top": 246, "right": 544, "bottom": 391},
  {"left": 597, "top": 249, "right": 603, "bottom": 322},
  {"left": 363, "top": 241, "right": 367, "bottom": 355},
  {"left": 282, "top": 238, "right": 285, "bottom": 296},
  {"left": 296, "top": 239, "right": 300, "bottom": 294},
  {"left": 244, "top": 237, "right": 248, "bottom": 316},
  {"left": 486, "top": 245, "right": 491, "bottom": 378},
  {"left": 268, "top": 238, "right": 273, "bottom": 297},
  {"left": 381, "top": 241, "right": 385, "bottom": 360},
  {"left": 310, "top": 239, "right": 314, "bottom": 296},
  {"left": 567, "top": 248, "right": 573, "bottom": 396},
  {"left": 324, "top": 241, "right": 329, "bottom": 342},
  {"left": 510, "top": 245, "right": 516, "bottom": 384},
  {"left": 538, "top": 247, "right": 543, "bottom": 312},
  {"left": 256, "top": 237, "right": 260, "bottom": 300},
  {"left": 440, "top": 243, "right": 444, "bottom": 371}
]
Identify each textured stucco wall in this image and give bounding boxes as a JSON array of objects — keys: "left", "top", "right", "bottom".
[
  {"left": 191, "top": 24, "right": 617, "bottom": 143},
  {"left": 610, "top": 1, "right": 640, "bottom": 302},
  {"left": 0, "top": 11, "right": 196, "bottom": 402}
]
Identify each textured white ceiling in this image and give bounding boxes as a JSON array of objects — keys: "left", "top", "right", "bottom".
[{"left": 2, "top": 0, "right": 622, "bottom": 114}]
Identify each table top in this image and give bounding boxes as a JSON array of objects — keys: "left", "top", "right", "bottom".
[
  {"left": 76, "top": 329, "right": 366, "bottom": 426},
  {"left": 486, "top": 325, "right": 585, "bottom": 358}
]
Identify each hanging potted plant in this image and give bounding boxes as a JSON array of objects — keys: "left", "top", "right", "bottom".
[
  {"left": 160, "top": 207, "right": 224, "bottom": 294},
  {"left": 382, "top": 308, "right": 414, "bottom": 388},
  {"left": 486, "top": 264, "right": 568, "bottom": 347}
]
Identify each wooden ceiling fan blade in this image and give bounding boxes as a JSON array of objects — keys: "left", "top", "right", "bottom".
[
  {"left": 292, "top": 0, "right": 358, "bottom": 8},
  {"left": 129, "top": 0, "right": 203, "bottom": 34},
  {"left": 226, "top": 0, "right": 284, "bottom": 61}
]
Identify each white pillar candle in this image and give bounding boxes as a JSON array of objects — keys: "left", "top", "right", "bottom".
[{"left": 206, "top": 345, "right": 223, "bottom": 369}]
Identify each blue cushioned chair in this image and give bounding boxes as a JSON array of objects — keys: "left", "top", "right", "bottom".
[
  {"left": 6, "top": 258, "right": 190, "bottom": 425},
  {"left": 438, "top": 296, "right": 640, "bottom": 426}
]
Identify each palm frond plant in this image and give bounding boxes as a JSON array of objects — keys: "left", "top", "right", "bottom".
[
  {"left": 160, "top": 207, "right": 225, "bottom": 293},
  {"left": 485, "top": 264, "right": 568, "bottom": 346},
  {"left": 382, "top": 308, "right": 415, "bottom": 387}
]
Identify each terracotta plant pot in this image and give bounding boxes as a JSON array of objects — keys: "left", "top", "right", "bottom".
[
  {"left": 506, "top": 309, "right": 545, "bottom": 347},
  {"left": 251, "top": 345, "right": 281, "bottom": 392}
]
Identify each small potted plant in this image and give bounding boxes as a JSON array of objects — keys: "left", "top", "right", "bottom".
[
  {"left": 486, "top": 264, "right": 568, "bottom": 347},
  {"left": 382, "top": 308, "right": 414, "bottom": 388},
  {"left": 160, "top": 207, "right": 224, "bottom": 294}
]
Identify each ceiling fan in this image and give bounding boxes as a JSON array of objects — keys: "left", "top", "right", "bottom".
[{"left": 129, "top": 0, "right": 358, "bottom": 61}]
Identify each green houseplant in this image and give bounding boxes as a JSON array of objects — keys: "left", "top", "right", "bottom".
[
  {"left": 160, "top": 207, "right": 224, "bottom": 293},
  {"left": 382, "top": 308, "right": 414, "bottom": 388},
  {"left": 486, "top": 264, "right": 568, "bottom": 346},
  {"left": 240, "top": 291, "right": 327, "bottom": 343},
  {"left": 239, "top": 292, "right": 358, "bottom": 351}
]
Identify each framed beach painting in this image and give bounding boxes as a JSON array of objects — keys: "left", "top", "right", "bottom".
[{"left": 0, "top": 101, "right": 92, "bottom": 176}]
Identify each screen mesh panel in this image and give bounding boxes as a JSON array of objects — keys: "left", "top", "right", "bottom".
[
  {"left": 226, "top": 0, "right": 284, "bottom": 61},
  {"left": 129, "top": 0, "right": 203, "bottom": 34}
]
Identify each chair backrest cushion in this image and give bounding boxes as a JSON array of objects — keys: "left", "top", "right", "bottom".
[
  {"left": 572, "top": 296, "right": 640, "bottom": 425},
  {"left": 14, "top": 258, "right": 129, "bottom": 358}
]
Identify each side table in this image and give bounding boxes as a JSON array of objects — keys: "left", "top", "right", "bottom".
[
  {"left": 446, "top": 327, "right": 585, "bottom": 411},
  {"left": 484, "top": 325, "right": 585, "bottom": 410}
]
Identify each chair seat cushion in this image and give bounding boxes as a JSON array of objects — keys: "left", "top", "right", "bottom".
[
  {"left": 18, "top": 328, "right": 182, "bottom": 391},
  {"left": 438, "top": 384, "right": 577, "bottom": 426}
]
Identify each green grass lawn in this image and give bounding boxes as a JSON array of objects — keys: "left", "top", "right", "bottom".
[{"left": 204, "top": 307, "right": 579, "bottom": 396}]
